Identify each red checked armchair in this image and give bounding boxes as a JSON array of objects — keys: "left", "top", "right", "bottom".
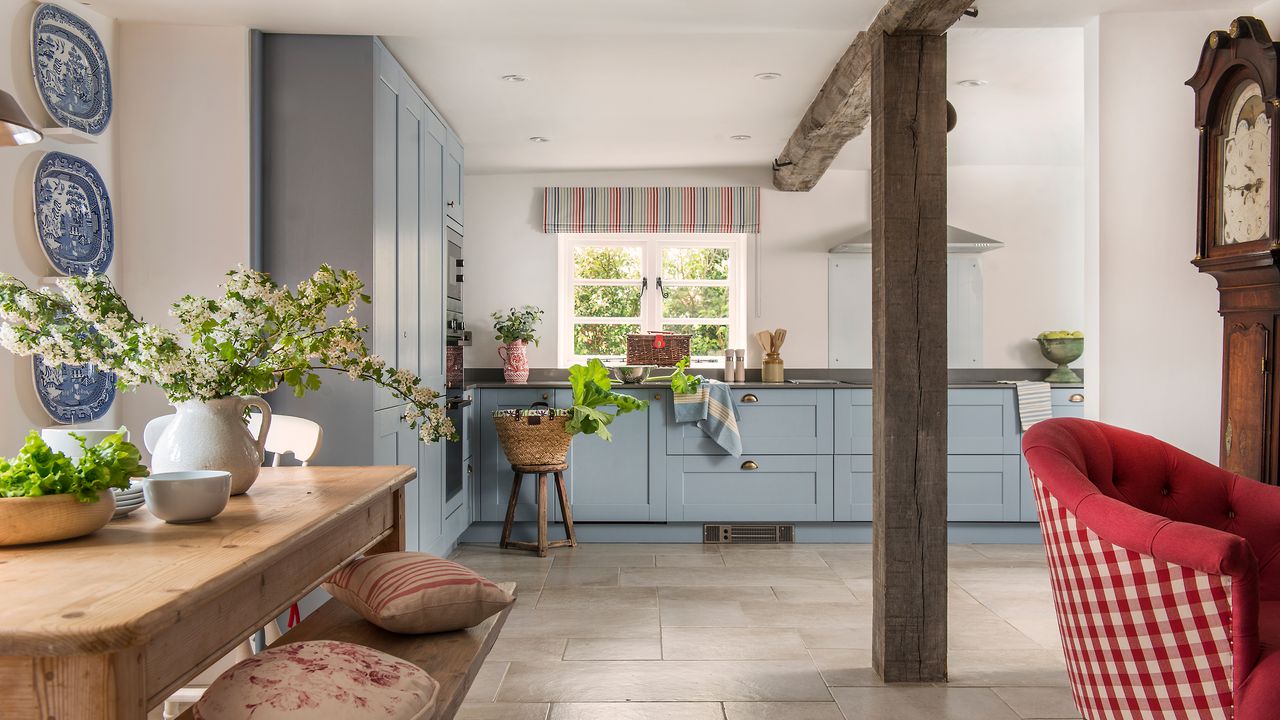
[{"left": 1023, "top": 418, "right": 1280, "bottom": 720}]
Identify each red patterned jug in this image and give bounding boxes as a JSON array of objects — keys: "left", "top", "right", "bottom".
[{"left": 498, "top": 340, "right": 529, "bottom": 384}]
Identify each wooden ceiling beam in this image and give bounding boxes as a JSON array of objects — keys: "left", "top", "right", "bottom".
[{"left": 772, "top": 0, "right": 975, "bottom": 192}]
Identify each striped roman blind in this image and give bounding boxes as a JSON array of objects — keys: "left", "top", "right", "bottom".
[{"left": 541, "top": 186, "right": 761, "bottom": 233}]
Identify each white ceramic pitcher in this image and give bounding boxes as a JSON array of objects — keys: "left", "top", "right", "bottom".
[{"left": 151, "top": 396, "right": 272, "bottom": 495}]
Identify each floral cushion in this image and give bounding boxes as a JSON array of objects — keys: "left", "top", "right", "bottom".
[
  {"left": 322, "top": 552, "right": 514, "bottom": 634},
  {"left": 193, "top": 641, "right": 438, "bottom": 720}
]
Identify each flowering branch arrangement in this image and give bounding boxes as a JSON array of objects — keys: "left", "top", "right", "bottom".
[{"left": 0, "top": 265, "right": 455, "bottom": 443}]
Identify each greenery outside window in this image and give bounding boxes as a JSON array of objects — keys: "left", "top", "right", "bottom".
[{"left": 558, "top": 234, "right": 746, "bottom": 366}]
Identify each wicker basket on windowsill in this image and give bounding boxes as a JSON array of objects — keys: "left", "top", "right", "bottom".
[
  {"left": 626, "top": 332, "right": 691, "bottom": 367},
  {"left": 492, "top": 404, "right": 573, "bottom": 466}
]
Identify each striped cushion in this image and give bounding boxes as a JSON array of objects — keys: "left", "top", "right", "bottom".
[
  {"left": 323, "top": 552, "right": 514, "bottom": 634},
  {"left": 193, "top": 641, "right": 438, "bottom": 720}
]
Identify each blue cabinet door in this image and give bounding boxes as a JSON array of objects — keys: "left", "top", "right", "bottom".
[
  {"left": 836, "top": 388, "right": 1019, "bottom": 454},
  {"left": 667, "top": 388, "right": 834, "bottom": 455},
  {"left": 835, "top": 454, "right": 1019, "bottom": 522},
  {"left": 1019, "top": 389, "right": 1086, "bottom": 520},
  {"left": 477, "top": 388, "right": 556, "bottom": 522},
  {"left": 375, "top": 405, "right": 420, "bottom": 551},
  {"left": 667, "top": 454, "right": 834, "bottom": 522},
  {"left": 834, "top": 389, "right": 872, "bottom": 454},
  {"left": 557, "top": 388, "right": 665, "bottom": 521}
]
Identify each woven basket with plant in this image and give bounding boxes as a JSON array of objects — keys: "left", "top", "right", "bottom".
[{"left": 491, "top": 360, "right": 647, "bottom": 466}]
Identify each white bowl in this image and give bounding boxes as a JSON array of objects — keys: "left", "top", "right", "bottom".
[{"left": 143, "top": 471, "right": 232, "bottom": 524}]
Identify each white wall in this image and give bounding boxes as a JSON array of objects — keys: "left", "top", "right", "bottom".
[
  {"left": 464, "top": 164, "right": 1084, "bottom": 371},
  {"left": 0, "top": 0, "right": 117, "bottom": 452},
  {"left": 1092, "top": 10, "right": 1239, "bottom": 462},
  {"left": 114, "top": 23, "right": 252, "bottom": 447}
]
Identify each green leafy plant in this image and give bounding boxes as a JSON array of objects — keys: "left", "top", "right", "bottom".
[
  {"left": 565, "top": 359, "right": 648, "bottom": 440},
  {"left": 648, "top": 356, "right": 703, "bottom": 395},
  {"left": 1037, "top": 330, "right": 1084, "bottom": 340},
  {"left": 492, "top": 306, "right": 544, "bottom": 346},
  {"left": 0, "top": 430, "right": 148, "bottom": 503}
]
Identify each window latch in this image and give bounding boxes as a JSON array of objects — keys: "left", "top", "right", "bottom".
[
  {"left": 641, "top": 277, "right": 648, "bottom": 296},
  {"left": 656, "top": 277, "right": 670, "bottom": 299}
]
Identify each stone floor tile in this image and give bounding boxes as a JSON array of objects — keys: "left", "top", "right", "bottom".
[
  {"left": 720, "top": 548, "right": 829, "bottom": 567},
  {"left": 739, "top": 600, "right": 869, "bottom": 628},
  {"left": 497, "top": 660, "right": 833, "bottom": 702},
  {"left": 806, "top": 649, "right": 886, "bottom": 687},
  {"left": 544, "top": 566, "right": 621, "bottom": 587},
  {"left": 547, "top": 702, "right": 725, "bottom": 720},
  {"left": 552, "top": 553, "right": 656, "bottom": 568},
  {"left": 662, "top": 627, "right": 810, "bottom": 660},
  {"left": 463, "top": 660, "right": 509, "bottom": 703},
  {"left": 658, "top": 586, "right": 778, "bottom": 602},
  {"left": 991, "top": 687, "right": 1082, "bottom": 719},
  {"left": 660, "top": 598, "right": 751, "bottom": 627},
  {"left": 723, "top": 701, "right": 846, "bottom": 720},
  {"left": 552, "top": 543, "right": 720, "bottom": 555},
  {"left": 798, "top": 626, "right": 873, "bottom": 650},
  {"left": 488, "top": 637, "right": 569, "bottom": 662},
  {"left": 536, "top": 586, "right": 658, "bottom": 609},
  {"left": 456, "top": 702, "right": 551, "bottom": 720},
  {"left": 657, "top": 554, "right": 728, "bottom": 567},
  {"left": 770, "top": 585, "right": 857, "bottom": 603},
  {"left": 622, "top": 566, "right": 843, "bottom": 587},
  {"left": 947, "top": 650, "right": 1070, "bottom": 687},
  {"left": 500, "top": 607, "right": 660, "bottom": 639},
  {"left": 563, "top": 638, "right": 663, "bottom": 660},
  {"left": 832, "top": 687, "right": 1022, "bottom": 720}
]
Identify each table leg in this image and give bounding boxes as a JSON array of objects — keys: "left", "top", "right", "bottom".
[
  {"left": 0, "top": 649, "right": 145, "bottom": 719},
  {"left": 369, "top": 485, "right": 406, "bottom": 554}
]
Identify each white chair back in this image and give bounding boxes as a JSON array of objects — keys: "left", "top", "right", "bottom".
[
  {"left": 248, "top": 414, "right": 324, "bottom": 466},
  {"left": 143, "top": 413, "right": 322, "bottom": 466}
]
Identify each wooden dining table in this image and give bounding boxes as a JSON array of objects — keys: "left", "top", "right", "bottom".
[{"left": 0, "top": 465, "right": 414, "bottom": 720}]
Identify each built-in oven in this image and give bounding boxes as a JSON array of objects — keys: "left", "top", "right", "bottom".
[
  {"left": 444, "top": 392, "right": 470, "bottom": 509},
  {"left": 446, "top": 228, "right": 467, "bottom": 346}
]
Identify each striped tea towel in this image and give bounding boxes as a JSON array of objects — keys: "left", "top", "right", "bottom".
[
  {"left": 1002, "top": 380, "right": 1053, "bottom": 431},
  {"left": 672, "top": 380, "right": 743, "bottom": 456}
]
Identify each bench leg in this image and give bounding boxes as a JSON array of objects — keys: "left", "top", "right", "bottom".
[
  {"left": 554, "top": 471, "right": 577, "bottom": 548},
  {"left": 500, "top": 472, "right": 523, "bottom": 549},
  {"left": 536, "top": 473, "right": 549, "bottom": 558}
]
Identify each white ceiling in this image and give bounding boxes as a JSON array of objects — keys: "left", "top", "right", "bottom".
[{"left": 91, "top": 0, "right": 1251, "bottom": 174}]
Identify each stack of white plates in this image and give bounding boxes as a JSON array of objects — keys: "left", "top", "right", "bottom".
[{"left": 112, "top": 480, "right": 144, "bottom": 520}]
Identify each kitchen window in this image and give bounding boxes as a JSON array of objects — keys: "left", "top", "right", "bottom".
[{"left": 557, "top": 234, "right": 746, "bottom": 366}]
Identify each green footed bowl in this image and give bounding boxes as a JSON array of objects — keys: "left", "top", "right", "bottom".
[{"left": 1037, "top": 337, "right": 1083, "bottom": 383}]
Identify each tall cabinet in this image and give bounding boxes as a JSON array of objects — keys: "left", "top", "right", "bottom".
[{"left": 259, "top": 35, "right": 459, "bottom": 554}]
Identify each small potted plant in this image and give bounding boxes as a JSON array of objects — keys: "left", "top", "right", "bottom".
[
  {"left": 1037, "top": 330, "right": 1084, "bottom": 383},
  {"left": 491, "top": 306, "right": 544, "bottom": 384},
  {"left": 0, "top": 429, "right": 148, "bottom": 546},
  {"left": 491, "top": 359, "right": 647, "bottom": 466}
]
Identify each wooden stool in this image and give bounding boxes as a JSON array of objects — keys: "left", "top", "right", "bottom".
[{"left": 499, "top": 464, "right": 577, "bottom": 557}]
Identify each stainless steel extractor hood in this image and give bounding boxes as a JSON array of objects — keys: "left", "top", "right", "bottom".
[{"left": 829, "top": 225, "right": 1005, "bottom": 254}]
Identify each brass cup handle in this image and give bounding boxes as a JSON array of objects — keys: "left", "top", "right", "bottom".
[
  {"left": 1069, "top": 393, "right": 1084, "bottom": 403},
  {"left": 542, "top": 393, "right": 549, "bottom": 400},
  {"left": 741, "top": 460, "right": 759, "bottom": 470},
  {"left": 741, "top": 393, "right": 759, "bottom": 403}
]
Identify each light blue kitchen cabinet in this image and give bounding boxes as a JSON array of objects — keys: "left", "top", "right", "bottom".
[
  {"left": 835, "top": 388, "right": 1018, "bottom": 455},
  {"left": 834, "top": 454, "right": 1020, "bottom": 522},
  {"left": 477, "top": 388, "right": 552, "bottom": 522},
  {"left": 1019, "top": 388, "right": 1087, "bottom": 520},
  {"left": 260, "top": 35, "right": 459, "bottom": 551},
  {"left": 667, "top": 454, "right": 835, "bottom": 522},
  {"left": 556, "top": 388, "right": 667, "bottom": 522},
  {"left": 445, "top": 130, "right": 464, "bottom": 228},
  {"left": 667, "top": 388, "right": 834, "bottom": 455}
]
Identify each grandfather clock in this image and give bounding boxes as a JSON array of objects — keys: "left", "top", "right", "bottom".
[{"left": 1188, "top": 16, "right": 1280, "bottom": 483}]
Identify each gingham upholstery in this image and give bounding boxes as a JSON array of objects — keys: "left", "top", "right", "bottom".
[{"left": 1033, "top": 472, "right": 1235, "bottom": 718}]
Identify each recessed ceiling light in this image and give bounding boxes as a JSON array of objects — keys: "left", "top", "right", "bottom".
[
  {"left": 956, "top": 79, "right": 989, "bottom": 87},
  {"left": 501, "top": 74, "right": 528, "bottom": 83},
  {"left": 754, "top": 72, "right": 782, "bottom": 81},
  {"left": 528, "top": 136, "right": 551, "bottom": 143},
  {"left": 729, "top": 134, "right": 752, "bottom": 141}
]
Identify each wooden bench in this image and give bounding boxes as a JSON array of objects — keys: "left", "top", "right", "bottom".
[{"left": 176, "top": 581, "right": 515, "bottom": 720}]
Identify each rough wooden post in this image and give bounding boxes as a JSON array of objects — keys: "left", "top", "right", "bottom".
[{"left": 870, "top": 29, "right": 949, "bottom": 683}]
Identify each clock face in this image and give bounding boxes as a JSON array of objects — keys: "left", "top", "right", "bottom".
[{"left": 1219, "top": 81, "right": 1271, "bottom": 246}]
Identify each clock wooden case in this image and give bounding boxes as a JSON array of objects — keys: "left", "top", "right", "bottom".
[{"left": 1188, "top": 16, "right": 1280, "bottom": 483}]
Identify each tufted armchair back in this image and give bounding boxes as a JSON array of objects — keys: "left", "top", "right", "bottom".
[{"left": 1026, "top": 417, "right": 1280, "bottom": 599}]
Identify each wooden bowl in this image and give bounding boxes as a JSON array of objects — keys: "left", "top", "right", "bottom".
[{"left": 0, "top": 491, "right": 116, "bottom": 546}]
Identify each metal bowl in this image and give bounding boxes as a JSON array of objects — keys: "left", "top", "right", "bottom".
[{"left": 612, "top": 365, "right": 651, "bottom": 384}]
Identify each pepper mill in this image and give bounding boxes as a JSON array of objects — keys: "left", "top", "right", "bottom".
[
  {"left": 723, "top": 349, "right": 735, "bottom": 383},
  {"left": 734, "top": 349, "right": 746, "bottom": 383}
]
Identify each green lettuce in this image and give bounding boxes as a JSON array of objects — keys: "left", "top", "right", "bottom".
[
  {"left": 566, "top": 359, "right": 648, "bottom": 441},
  {"left": 0, "top": 430, "right": 149, "bottom": 502}
]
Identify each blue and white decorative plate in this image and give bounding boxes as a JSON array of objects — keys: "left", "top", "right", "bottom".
[
  {"left": 31, "top": 3, "right": 112, "bottom": 135},
  {"left": 34, "top": 151, "right": 113, "bottom": 276},
  {"left": 32, "top": 355, "right": 116, "bottom": 425}
]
